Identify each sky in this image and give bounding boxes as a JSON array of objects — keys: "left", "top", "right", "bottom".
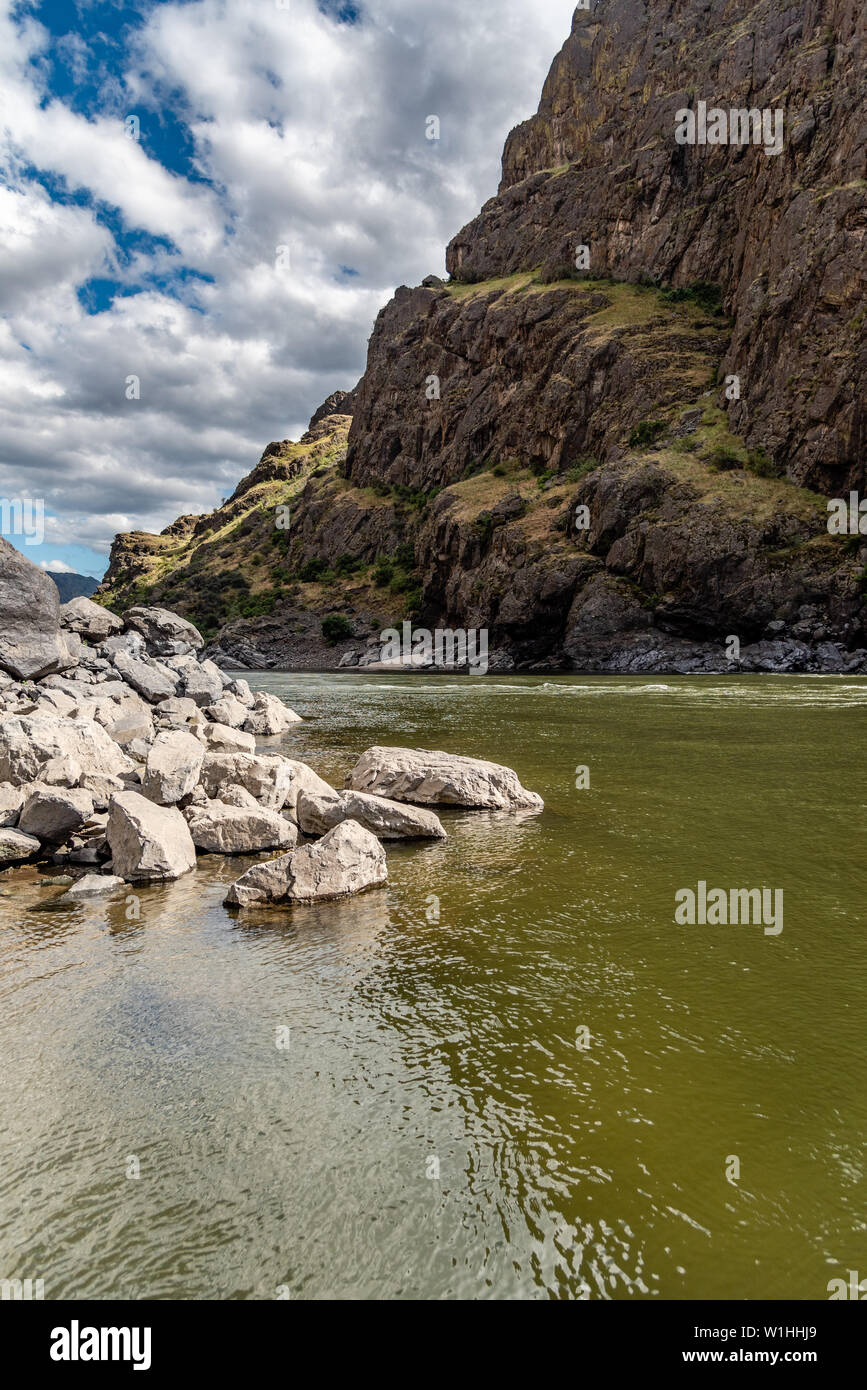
[{"left": 0, "top": 0, "right": 576, "bottom": 578}]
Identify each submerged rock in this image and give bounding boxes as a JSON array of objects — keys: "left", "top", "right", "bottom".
[
  {"left": 224, "top": 819, "right": 387, "bottom": 908},
  {"left": 59, "top": 873, "right": 125, "bottom": 900},
  {"left": 347, "top": 746, "right": 544, "bottom": 811}
]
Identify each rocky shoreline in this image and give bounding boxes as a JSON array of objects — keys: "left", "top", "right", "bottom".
[
  {"left": 205, "top": 622, "right": 867, "bottom": 678},
  {"left": 0, "top": 544, "right": 543, "bottom": 909}
]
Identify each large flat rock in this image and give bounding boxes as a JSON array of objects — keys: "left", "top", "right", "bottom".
[
  {"left": 346, "top": 746, "right": 544, "bottom": 811},
  {"left": 297, "top": 787, "right": 446, "bottom": 840},
  {"left": 0, "top": 827, "right": 41, "bottom": 863}
]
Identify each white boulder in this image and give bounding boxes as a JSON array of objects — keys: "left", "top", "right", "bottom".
[
  {"left": 297, "top": 788, "right": 446, "bottom": 840},
  {"left": 224, "top": 819, "right": 387, "bottom": 908},
  {"left": 200, "top": 752, "right": 293, "bottom": 810},
  {"left": 123, "top": 606, "right": 204, "bottom": 655},
  {"left": 142, "top": 729, "right": 205, "bottom": 805},
  {"left": 60, "top": 596, "right": 123, "bottom": 641},
  {"left": 106, "top": 790, "right": 196, "bottom": 882},
  {"left": 198, "top": 722, "right": 255, "bottom": 755},
  {"left": 204, "top": 695, "right": 248, "bottom": 729},
  {"left": 242, "top": 690, "right": 302, "bottom": 735},
  {"left": 184, "top": 801, "right": 297, "bottom": 854},
  {"left": 113, "top": 651, "right": 179, "bottom": 703},
  {"left": 346, "top": 746, "right": 544, "bottom": 811},
  {"left": 19, "top": 786, "right": 95, "bottom": 843},
  {"left": 0, "top": 715, "right": 133, "bottom": 787}
]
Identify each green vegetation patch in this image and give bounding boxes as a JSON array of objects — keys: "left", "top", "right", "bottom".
[{"left": 321, "top": 613, "right": 354, "bottom": 644}]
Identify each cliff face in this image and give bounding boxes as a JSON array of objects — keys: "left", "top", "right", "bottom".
[
  {"left": 444, "top": 0, "right": 866, "bottom": 494},
  {"left": 100, "top": 2, "right": 867, "bottom": 673}
]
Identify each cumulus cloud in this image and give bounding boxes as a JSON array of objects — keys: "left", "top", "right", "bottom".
[{"left": 0, "top": 0, "right": 575, "bottom": 568}]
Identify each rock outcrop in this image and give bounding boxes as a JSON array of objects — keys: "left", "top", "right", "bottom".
[
  {"left": 0, "top": 545, "right": 543, "bottom": 912},
  {"left": 0, "top": 543, "right": 309, "bottom": 884},
  {"left": 95, "top": 2, "right": 866, "bottom": 675},
  {"left": 446, "top": 0, "right": 866, "bottom": 497}
]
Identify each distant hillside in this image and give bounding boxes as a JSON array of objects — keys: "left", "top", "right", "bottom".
[{"left": 49, "top": 572, "right": 99, "bottom": 602}]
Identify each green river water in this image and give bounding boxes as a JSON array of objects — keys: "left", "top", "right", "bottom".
[{"left": 0, "top": 673, "right": 864, "bottom": 1300}]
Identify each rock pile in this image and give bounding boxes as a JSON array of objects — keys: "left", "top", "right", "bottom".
[{"left": 0, "top": 561, "right": 543, "bottom": 907}]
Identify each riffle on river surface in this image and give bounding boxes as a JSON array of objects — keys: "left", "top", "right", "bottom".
[{"left": 1, "top": 673, "right": 864, "bottom": 1299}]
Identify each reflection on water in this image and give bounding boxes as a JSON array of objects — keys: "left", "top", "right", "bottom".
[{"left": 0, "top": 673, "right": 865, "bottom": 1299}]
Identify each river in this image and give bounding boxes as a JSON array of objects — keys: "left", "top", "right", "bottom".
[{"left": 1, "top": 673, "right": 864, "bottom": 1299}]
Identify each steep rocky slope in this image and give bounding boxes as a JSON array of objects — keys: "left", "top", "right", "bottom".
[
  {"left": 99, "top": 1, "right": 867, "bottom": 673},
  {"left": 447, "top": 0, "right": 866, "bottom": 494},
  {"left": 50, "top": 572, "right": 99, "bottom": 602}
]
